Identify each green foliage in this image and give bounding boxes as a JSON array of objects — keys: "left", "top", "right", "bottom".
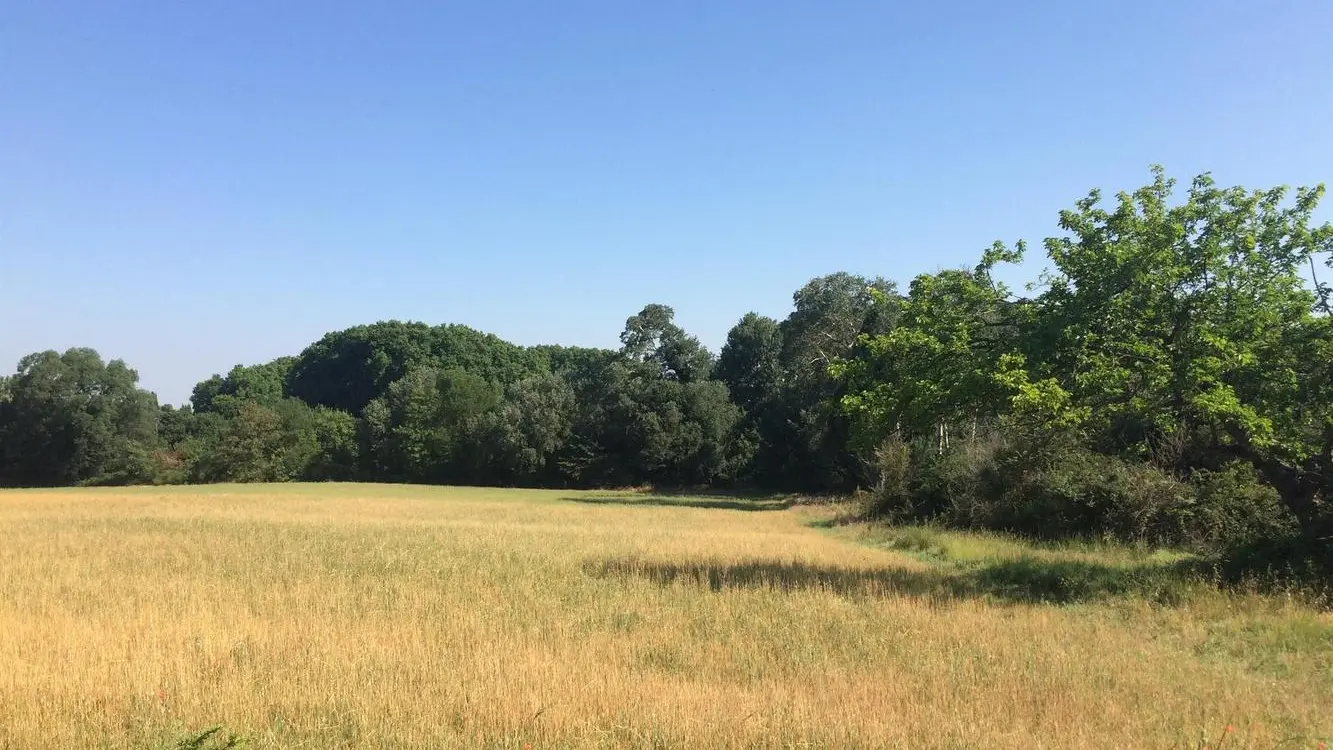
[
  {"left": 535, "top": 344, "right": 618, "bottom": 377},
  {"left": 721, "top": 273, "right": 897, "bottom": 490},
  {"left": 990, "top": 444, "right": 1196, "bottom": 544},
  {"left": 477, "top": 373, "right": 577, "bottom": 485},
  {"left": 620, "top": 304, "right": 713, "bottom": 384},
  {"left": 871, "top": 428, "right": 1300, "bottom": 552},
  {"left": 833, "top": 167, "right": 1333, "bottom": 569},
  {"left": 780, "top": 272, "right": 897, "bottom": 382},
  {"left": 306, "top": 406, "right": 360, "bottom": 481},
  {"left": 6, "top": 168, "right": 1331, "bottom": 579},
  {"left": 561, "top": 355, "right": 744, "bottom": 487},
  {"left": 285, "top": 321, "right": 546, "bottom": 415},
  {"left": 1187, "top": 463, "right": 1298, "bottom": 549},
  {"left": 0, "top": 348, "right": 159, "bottom": 486},
  {"left": 360, "top": 367, "right": 502, "bottom": 483},
  {"left": 1037, "top": 168, "right": 1333, "bottom": 535},
  {"left": 715, "top": 312, "right": 783, "bottom": 414},
  {"left": 191, "top": 357, "right": 294, "bottom": 413},
  {"left": 908, "top": 431, "right": 1009, "bottom": 525},
  {"left": 157, "top": 404, "right": 198, "bottom": 447},
  {"left": 191, "top": 399, "right": 320, "bottom": 483},
  {"left": 167, "top": 725, "right": 246, "bottom": 750},
  {"left": 833, "top": 253, "right": 1024, "bottom": 453},
  {"left": 863, "top": 436, "right": 912, "bottom": 519}
]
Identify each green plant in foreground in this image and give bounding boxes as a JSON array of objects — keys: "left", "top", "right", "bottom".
[{"left": 170, "top": 726, "right": 245, "bottom": 750}]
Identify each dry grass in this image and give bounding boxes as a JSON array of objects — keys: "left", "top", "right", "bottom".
[{"left": 0, "top": 483, "right": 1328, "bottom": 749}]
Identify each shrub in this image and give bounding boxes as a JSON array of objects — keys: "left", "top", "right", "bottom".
[
  {"left": 984, "top": 442, "right": 1194, "bottom": 545},
  {"left": 914, "top": 430, "right": 1007, "bottom": 526},
  {"left": 863, "top": 436, "right": 912, "bottom": 519},
  {"left": 1185, "top": 463, "right": 1299, "bottom": 550},
  {"left": 880, "top": 526, "right": 947, "bottom": 557},
  {"left": 863, "top": 426, "right": 1305, "bottom": 552},
  {"left": 166, "top": 725, "right": 245, "bottom": 750}
]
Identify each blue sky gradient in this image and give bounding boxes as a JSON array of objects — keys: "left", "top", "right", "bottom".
[{"left": 3, "top": 1, "right": 1331, "bottom": 404}]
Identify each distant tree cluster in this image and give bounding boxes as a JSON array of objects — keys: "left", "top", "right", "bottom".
[{"left": 2, "top": 169, "right": 1329, "bottom": 570}]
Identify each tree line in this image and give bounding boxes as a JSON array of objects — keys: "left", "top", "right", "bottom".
[{"left": 1, "top": 168, "right": 1329, "bottom": 569}]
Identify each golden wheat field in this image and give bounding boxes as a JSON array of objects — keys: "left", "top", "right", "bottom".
[{"left": 0, "top": 484, "right": 1329, "bottom": 749}]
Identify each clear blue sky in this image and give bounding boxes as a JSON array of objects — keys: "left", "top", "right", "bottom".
[{"left": 3, "top": 1, "right": 1331, "bottom": 405}]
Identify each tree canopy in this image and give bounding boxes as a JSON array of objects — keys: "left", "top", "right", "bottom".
[{"left": 3, "top": 168, "right": 1330, "bottom": 571}]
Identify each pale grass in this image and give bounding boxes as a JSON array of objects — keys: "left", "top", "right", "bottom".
[{"left": 0, "top": 484, "right": 1327, "bottom": 749}]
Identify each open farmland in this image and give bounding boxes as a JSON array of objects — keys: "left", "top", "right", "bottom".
[{"left": 0, "top": 483, "right": 1329, "bottom": 749}]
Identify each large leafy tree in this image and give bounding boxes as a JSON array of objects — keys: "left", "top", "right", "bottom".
[
  {"left": 306, "top": 406, "right": 361, "bottom": 481},
  {"left": 833, "top": 246, "right": 1032, "bottom": 453},
  {"left": 0, "top": 349, "right": 159, "bottom": 486},
  {"left": 565, "top": 365, "right": 741, "bottom": 487},
  {"left": 191, "top": 357, "right": 296, "bottom": 413},
  {"left": 750, "top": 273, "right": 900, "bottom": 489},
  {"left": 715, "top": 313, "right": 784, "bottom": 483},
  {"left": 620, "top": 304, "right": 713, "bottom": 384},
  {"left": 716, "top": 313, "right": 783, "bottom": 415},
  {"left": 475, "top": 373, "right": 577, "bottom": 485},
  {"left": 1036, "top": 168, "right": 1333, "bottom": 538},
  {"left": 780, "top": 272, "right": 898, "bottom": 381},
  {"left": 556, "top": 310, "right": 741, "bottom": 487},
  {"left": 286, "top": 321, "right": 544, "bottom": 414},
  {"left": 361, "top": 367, "right": 502, "bottom": 483},
  {"left": 191, "top": 399, "right": 320, "bottom": 483}
]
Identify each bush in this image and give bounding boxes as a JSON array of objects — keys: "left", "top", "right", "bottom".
[
  {"left": 974, "top": 443, "right": 1298, "bottom": 550},
  {"left": 167, "top": 725, "right": 245, "bottom": 750},
  {"left": 913, "top": 431, "right": 1007, "bottom": 526},
  {"left": 863, "top": 436, "right": 911, "bottom": 519},
  {"left": 860, "top": 426, "right": 1304, "bottom": 552},
  {"left": 1210, "top": 534, "right": 1333, "bottom": 602},
  {"left": 880, "top": 526, "right": 948, "bottom": 557},
  {"left": 1185, "top": 463, "right": 1298, "bottom": 550},
  {"left": 986, "top": 444, "right": 1196, "bottom": 544}
]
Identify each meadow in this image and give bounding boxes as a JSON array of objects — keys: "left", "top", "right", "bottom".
[{"left": 0, "top": 484, "right": 1328, "bottom": 749}]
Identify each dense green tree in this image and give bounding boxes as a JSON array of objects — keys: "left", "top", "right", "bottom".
[
  {"left": 560, "top": 361, "right": 742, "bottom": 487},
  {"left": 191, "top": 357, "right": 295, "bottom": 413},
  {"left": 833, "top": 246, "right": 1033, "bottom": 453},
  {"left": 189, "top": 375, "right": 226, "bottom": 415},
  {"left": 620, "top": 304, "right": 713, "bottom": 384},
  {"left": 780, "top": 273, "right": 898, "bottom": 380},
  {"left": 157, "top": 404, "right": 198, "bottom": 448},
  {"left": 747, "top": 273, "right": 899, "bottom": 489},
  {"left": 361, "top": 367, "right": 502, "bottom": 483},
  {"left": 0, "top": 349, "right": 159, "bottom": 486},
  {"left": 306, "top": 406, "right": 360, "bottom": 481},
  {"left": 191, "top": 398, "right": 322, "bottom": 483},
  {"left": 832, "top": 169, "right": 1333, "bottom": 554},
  {"left": 362, "top": 368, "right": 445, "bottom": 481},
  {"left": 1034, "top": 169, "right": 1333, "bottom": 539},
  {"left": 287, "top": 322, "right": 544, "bottom": 414},
  {"left": 287, "top": 321, "right": 434, "bottom": 414},
  {"left": 474, "top": 373, "right": 577, "bottom": 485},
  {"left": 716, "top": 313, "right": 783, "bottom": 414},
  {"left": 556, "top": 311, "right": 742, "bottom": 487},
  {"left": 715, "top": 313, "right": 785, "bottom": 483}
]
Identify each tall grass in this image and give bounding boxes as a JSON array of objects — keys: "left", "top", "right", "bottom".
[{"left": 0, "top": 484, "right": 1328, "bottom": 748}]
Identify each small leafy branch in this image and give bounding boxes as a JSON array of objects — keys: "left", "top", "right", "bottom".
[{"left": 171, "top": 725, "right": 246, "bottom": 750}]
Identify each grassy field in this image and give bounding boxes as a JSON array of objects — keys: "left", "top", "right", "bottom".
[{"left": 0, "top": 484, "right": 1329, "bottom": 749}]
